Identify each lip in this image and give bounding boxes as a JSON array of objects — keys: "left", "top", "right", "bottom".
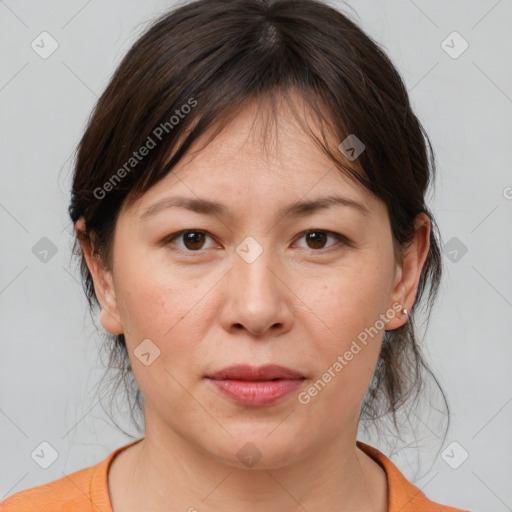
[
  {"left": 205, "top": 364, "right": 305, "bottom": 407},
  {"left": 206, "top": 364, "right": 304, "bottom": 381}
]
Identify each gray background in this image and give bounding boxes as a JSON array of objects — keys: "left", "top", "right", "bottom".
[{"left": 1, "top": 1, "right": 511, "bottom": 511}]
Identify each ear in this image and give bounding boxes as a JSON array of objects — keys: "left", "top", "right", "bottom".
[
  {"left": 75, "top": 218, "right": 124, "bottom": 335},
  {"left": 385, "top": 212, "right": 431, "bottom": 330}
]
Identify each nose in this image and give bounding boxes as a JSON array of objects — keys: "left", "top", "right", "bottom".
[{"left": 219, "top": 243, "right": 294, "bottom": 338}]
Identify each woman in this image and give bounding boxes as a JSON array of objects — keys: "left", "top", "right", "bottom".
[{"left": 1, "top": 0, "right": 469, "bottom": 510}]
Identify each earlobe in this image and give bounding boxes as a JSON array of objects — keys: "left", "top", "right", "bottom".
[
  {"left": 99, "top": 307, "right": 124, "bottom": 335},
  {"left": 75, "top": 218, "right": 124, "bottom": 335},
  {"left": 98, "top": 269, "right": 124, "bottom": 335}
]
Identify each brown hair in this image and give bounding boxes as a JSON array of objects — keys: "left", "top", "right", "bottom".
[{"left": 68, "top": 0, "right": 449, "bottom": 444}]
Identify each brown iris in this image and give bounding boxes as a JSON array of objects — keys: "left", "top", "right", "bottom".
[
  {"left": 182, "top": 231, "right": 207, "bottom": 250},
  {"left": 305, "top": 231, "right": 328, "bottom": 250}
]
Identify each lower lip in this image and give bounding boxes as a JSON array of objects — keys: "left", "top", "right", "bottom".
[{"left": 206, "top": 378, "right": 305, "bottom": 406}]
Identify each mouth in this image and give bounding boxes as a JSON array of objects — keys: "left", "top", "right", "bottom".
[
  {"left": 205, "top": 363, "right": 305, "bottom": 381},
  {"left": 205, "top": 364, "right": 306, "bottom": 407}
]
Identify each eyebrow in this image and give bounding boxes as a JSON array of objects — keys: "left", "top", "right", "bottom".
[{"left": 140, "top": 194, "right": 370, "bottom": 221}]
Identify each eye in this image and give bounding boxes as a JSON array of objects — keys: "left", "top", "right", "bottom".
[
  {"left": 162, "top": 229, "right": 349, "bottom": 253},
  {"left": 294, "top": 230, "right": 348, "bottom": 251},
  {"left": 164, "top": 230, "right": 217, "bottom": 252}
]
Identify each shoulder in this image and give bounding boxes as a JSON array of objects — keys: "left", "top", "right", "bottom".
[
  {"left": 0, "top": 440, "right": 131, "bottom": 512},
  {"left": 356, "top": 441, "right": 470, "bottom": 512},
  {"left": 0, "top": 464, "right": 98, "bottom": 512},
  {"left": 0, "top": 440, "right": 143, "bottom": 512}
]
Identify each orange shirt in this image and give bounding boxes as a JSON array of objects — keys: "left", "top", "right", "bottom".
[{"left": 0, "top": 439, "right": 468, "bottom": 511}]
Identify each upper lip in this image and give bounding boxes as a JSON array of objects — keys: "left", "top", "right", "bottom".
[{"left": 206, "top": 364, "right": 304, "bottom": 381}]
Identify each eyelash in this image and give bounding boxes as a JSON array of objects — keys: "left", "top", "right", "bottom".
[{"left": 162, "top": 229, "right": 350, "bottom": 254}]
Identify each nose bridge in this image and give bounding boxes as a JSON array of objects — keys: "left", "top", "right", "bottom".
[
  {"left": 234, "top": 234, "right": 280, "bottom": 302},
  {"left": 224, "top": 234, "right": 291, "bottom": 336}
]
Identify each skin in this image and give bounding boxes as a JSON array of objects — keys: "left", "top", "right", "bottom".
[{"left": 76, "top": 95, "right": 430, "bottom": 512}]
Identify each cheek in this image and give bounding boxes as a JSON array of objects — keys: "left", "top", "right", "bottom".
[
  {"left": 113, "top": 252, "right": 214, "bottom": 362},
  {"left": 114, "top": 270, "right": 216, "bottom": 414},
  {"left": 299, "top": 285, "right": 383, "bottom": 423},
  {"left": 295, "top": 263, "right": 390, "bottom": 406},
  {"left": 302, "top": 258, "right": 391, "bottom": 340}
]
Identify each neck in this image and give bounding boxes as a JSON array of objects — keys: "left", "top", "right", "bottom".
[{"left": 112, "top": 421, "right": 387, "bottom": 512}]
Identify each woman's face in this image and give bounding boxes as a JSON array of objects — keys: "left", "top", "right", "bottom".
[{"left": 83, "top": 99, "right": 428, "bottom": 468}]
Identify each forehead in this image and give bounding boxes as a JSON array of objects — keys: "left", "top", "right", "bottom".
[
  {"left": 126, "top": 96, "right": 379, "bottom": 218},
  {"left": 175, "top": 94, "right": 354, "bottom": 179}
]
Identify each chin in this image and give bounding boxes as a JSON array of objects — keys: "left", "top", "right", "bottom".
[{"left": 203, "top": 429, "right": 308, "bottom": 470}]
